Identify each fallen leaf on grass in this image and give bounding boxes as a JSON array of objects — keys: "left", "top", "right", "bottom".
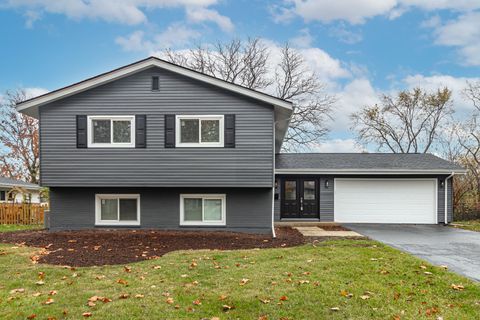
[
  {"left": 279, "top": 295, "right": 288, "bottom": 301},
  {"left": 32, "top": 292, "right": 42, "bottom": 297},
  {"left": 451, "top": 284, "right": 465, "bottom": 291},
  {"left": 222, "top": 304, "right": 234, "bottom": 311},
  {"left": 239, "top": 278, "right": 249, "bottom": 286},
  {"left": 124, "top": 266, "right": 132, "bottom": 273},
  {"left": 259, "top": 298, "right": 270, "bottom": 304},
  {"left": 82, "top": 312, "right": 92, "bottom": 317},
  {"left": 135, "top": 294, "right": 144, "bottom": 298},
  {"left": 9, "top": 288, "right": 25, "bottom": 294},
  {"left": 439, "top": 265, "right": 448, "bottom": 269},
  {"left": 193, "top": 299, "right": 202, "bottom": 305},
  {"left": 116, "top": 279, "right": 128, "bottom": 285},
  {"left": 424, "top": 271, "right": 433, "bottom": 275},
  {"left": 119, "top": 293, "right": 129, "bottom": 299},
  {"left": 27, "top": 314, "right": 36, "bottom": 319},
  {"left": 49, "top": 290, "right": 57, "bottom": 296},
  {"left": 166, "top": 297, "right": 174, "bottom": 304},
  {"left": 153, "top": 266, "right": 162, "bottom": 270},
  {"left": 44, "top": 298, "right": 54, "bottom": 305},
  {"left": 219, "top": 294, "right": 228, "bottom": 301},
  {"left": 420, "top": 265, "right": 427, "bottom": 270},
  {"left": 35, "top": 281, "right": 45, "bottom": 285},
  {"left": 38, "top": 272, "right": 45, "bottom": 280},
  {"left": 330, "top": 307, "right": 340, "bottom": 311},
  {"left": 360, "top": 295, "right": 370, "bottom": 300}
]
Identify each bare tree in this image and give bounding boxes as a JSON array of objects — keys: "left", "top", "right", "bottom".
[
  {"left": 0, "top": 89, "right": 39, "bottom": 183},
  {"left": 161, "top": 39, "right": 334, "bottom": 151},
  {"left": 350, "top": 87, "right": 453, "bottom": 153}
]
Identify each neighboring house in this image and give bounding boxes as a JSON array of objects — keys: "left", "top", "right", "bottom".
[
  {"left": 16, "top": 57, "right": 465, "bottom": 233},
  {"left": 0, "top": 176, "right": 43, "bottom": 204}
]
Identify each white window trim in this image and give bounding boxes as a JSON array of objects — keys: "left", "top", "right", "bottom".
[
  {"left": 180, "top": 194, "right": 226, "bottom": 226},
  {"left": 95, "top": 194, "right": 141, "bottom": 226},
  {"left": 87, "top": 115, "right": 135, "bottom": 148},
  {"left": 175, "top": 115, "right": 224, "bottom": 147}
]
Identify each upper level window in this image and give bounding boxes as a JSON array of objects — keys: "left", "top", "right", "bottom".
[
  {"left": 176, "top": 115, "right": 224, "bottom": 147},
  {"left": 87, "top": 116, "right": 135, "bottom": 148}
]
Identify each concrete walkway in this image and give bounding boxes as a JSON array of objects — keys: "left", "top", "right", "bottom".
[
  {"left": 344, "top": 224, "right": 480, "bottom": 282},
  {"left": 294, "top": 226, "right": 362, "bottom": 237}
]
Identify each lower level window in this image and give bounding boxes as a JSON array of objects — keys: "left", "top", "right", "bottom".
[
  {"left": 95, "top": 194, "right": 140, "bottom": 226},
  {"left": 180, "top": 194, "right": 226, "bottom": 226}
]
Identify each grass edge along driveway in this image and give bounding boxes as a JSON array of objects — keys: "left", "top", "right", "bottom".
[{"left": 1, "top": 239, "right": 479, "bottom": 319}]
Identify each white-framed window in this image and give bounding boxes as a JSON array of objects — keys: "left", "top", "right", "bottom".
[
  {"left": 87, "top": 116, "right": 135, "bottom": 148},
  {"left": 175, "top": 115, "right": 224, "bottom": 147},
  {"left": 95, "top": 194, "right": 140, "bottom": 226},
  {"left": 180, "top": 194, "right": 226, "bottom": 226}
]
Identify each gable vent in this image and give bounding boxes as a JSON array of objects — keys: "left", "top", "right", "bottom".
[{"left": 152, "top": 76, "right": 159, "bottom": 90}]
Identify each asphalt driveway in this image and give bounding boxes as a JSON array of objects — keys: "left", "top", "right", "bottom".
[{"left": 344, "top": 224, "right": 480, "bottom": 281}]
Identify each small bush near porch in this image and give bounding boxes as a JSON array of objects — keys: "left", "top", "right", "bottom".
[{"left": 0, "top": 231, "right": 479, "bottom": 319}]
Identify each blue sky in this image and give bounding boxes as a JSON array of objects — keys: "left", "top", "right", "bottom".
[{"left": 1, "top": 0, "right": 480, "bottom": 151}]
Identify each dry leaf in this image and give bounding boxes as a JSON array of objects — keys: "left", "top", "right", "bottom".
[
  {"left": 44, "top": 298, "right": 55, "bottom": 305},
  {"left": 27, "top": 314, "right": 36, "bottom": 319},
  {"left": 424, "top": 271, "right": 433, "bottom": 275},
  {"left": 35, "top": 281, "right": 45, "bottom": 285},
  {"left": 153, "top": 266, "right": 162, "bottom": 269},
  {"left": 10, "top": 288, "right": 25, "bottom": 294},
  {"left": 219, "top": 294, "right": 228, "bottom": 301},
  {"left": 32, "top": 292, "right": 42, "bottom": 297},
  {"left": 222, "top": 304, "right": 234, "bottom": 311},
  {"left": 119, "top": 293, "right": 129, "bottom": 299},
  {"left": 124, "top": 266, "right": 132, "bottom": 273},
  {"left": 420, "top": 265, "right": 427, "bottom": 270},
  {"left": 451, "top": 284, "right": 465, "bottom": 291},
  {"left": 82, "top": 312, "right": 92, "bottom": 317},
  {"left": 239, "top": 278, "right": 250, "bottom": 286},
  {"left": 260, "top": 298, "right": 270, "bottom": 304},
  {"left": 38, "top": 272, "right": 45, "bottom": 280},
  {"left": 279, "top": 295, "right": 288, "bottom": 301},
  {"left": 330, "top": 307, "right": 340, "bottom": 311},
  {"left": 193, "top": 299, "right": 202, "bottom": 305},
  {"left": 135, "top": 294, "right": 144, "bottom": 298},
  {"left": 360, "top": 295, "right": 370, "bottom": 300},
  {"left": 49, "top": 290, "right": 57, "bottom": 296},
  {"left": 116, "top": 279, "right": 128, "bottom": 285},
  {"left": 166, "top": 297, "right": 174, "bottom": 304}
]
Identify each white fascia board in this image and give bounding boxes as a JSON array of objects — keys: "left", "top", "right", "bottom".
[
  {"left": 16, "top": 57, "right": 293, "bottom": 116},
  {"left": 275, "top": 169, "right": 467, "bottom": 175}
]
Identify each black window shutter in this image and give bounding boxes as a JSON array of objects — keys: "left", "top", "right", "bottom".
[
  {"left": 76, "top": 115, "right": 87, "bottom": 148},
  {"left": 224, "top": 114, "right": 235, "bottom": 148},
  {"left": 135, "top": 115, "right": 147, "bottom": 148},
  {"left": 165, "top": 114, "right": 176, "bottom": 148}
]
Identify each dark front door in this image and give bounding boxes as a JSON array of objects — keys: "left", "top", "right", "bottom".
[{"left": 281, "top": 178, "right": 319, "bottom": 219}]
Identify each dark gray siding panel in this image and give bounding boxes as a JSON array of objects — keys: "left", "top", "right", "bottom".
[
  {"left": 319, "top": 177, "right": 334, "bottom": 222},
  {"left": 49, "top": 187, "right": 272, "bottom": 234},
  {"left": 40, "top": 67, "right": 274, "bottom": 187},
  {"left": 448, "top": 178, "right": 453, "bottom": 222}
]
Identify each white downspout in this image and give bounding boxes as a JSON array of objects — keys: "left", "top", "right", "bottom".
[
  {"left": 272, "top": 120, "right": 276, "bottom": 238},
  {"left": 444, "top": 172, "right": 454, "bottom": 225}
]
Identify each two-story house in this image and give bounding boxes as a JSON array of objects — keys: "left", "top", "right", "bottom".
[{"left": 17, "top": 57, "right": 465, "bottom": 234}]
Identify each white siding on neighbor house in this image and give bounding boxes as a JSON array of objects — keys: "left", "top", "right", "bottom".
[{"left": 0, "top": 188, "right": 42, "bottom": 204}]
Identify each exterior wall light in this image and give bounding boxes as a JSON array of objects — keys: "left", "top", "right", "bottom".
[
  {"left": 440, "top": 180, "right": 445, "bottom": 188},
  {"left": 325, "top": 179, "right": 329, "bottom": 188}
]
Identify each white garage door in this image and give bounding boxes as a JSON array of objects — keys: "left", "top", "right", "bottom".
[{"left": 334, "top": 179, "right": 437, "bottom": 224}]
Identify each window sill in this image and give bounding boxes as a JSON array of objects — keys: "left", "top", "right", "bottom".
[
  {"left": 95, "top": 222, "right": 140, "bottom": 227},
  {"left": 180, "top": 222, "right": 226, "bottom": 227}
]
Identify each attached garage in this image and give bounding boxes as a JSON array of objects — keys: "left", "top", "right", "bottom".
[
  {"left": 275, "top": 153, "right": 466, "bottom": 224},
  {"left": 334, "top": 179, "right": 437, "bottom": 224}
]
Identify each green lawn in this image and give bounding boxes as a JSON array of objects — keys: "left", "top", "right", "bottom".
[
  {"left": 0, "top": 224, "right": 43, "bottom": 233},
  {"left": 1, "top": 240, "right": 479, "bottom": 319}
]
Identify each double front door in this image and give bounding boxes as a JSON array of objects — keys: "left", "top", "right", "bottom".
[{"left": 281, "top": 178, "right": 319, "bottom": 219}]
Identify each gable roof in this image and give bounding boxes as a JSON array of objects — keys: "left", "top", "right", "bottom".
[
  {"left": 275, "top": 153, "right": 466, "bottom": 174},
  {"left": 16, "top": 56, "right": 293, "bottom": 117},
  {"left": 0, "top": 176, "right": 41, "bottom": 190}
]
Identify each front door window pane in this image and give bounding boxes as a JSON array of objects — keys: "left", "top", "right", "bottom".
[
  {"left": 201, "top": 120, "right": 220, "bottom": 142},
  {"left": 184, "top": 198, "right": 202, "bottom": 221},
  {"left": 204, "top": 199, "right": 222, "bottom": 221},
  {"left": 93, "top": 120, "right": 111, "bottom": 143},
  {"left": 119, "top": 199, "right": 137, "bottom": 220},
  {"left": 113, "top": 120, "right": 131, "bottom": 143},
  {"left": 285, "top": 181, "right": 297, "bottom": 200},
  {"left": 304, "top": 181, "right": 316, "bottom": 200},
  {"left": 101, "top": 199, "right": 118, "bottom": 220},
  {"left": 180, "top": 119, "right": 199, "bottom": 143}
]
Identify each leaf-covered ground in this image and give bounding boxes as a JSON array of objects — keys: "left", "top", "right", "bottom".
[
  {"left": 452, "top": 220, "right": 480, "bottom": 232},
  {"left": 1, "top": 240, "right": 479, "bottom": 319},
  {"left": 0, "top": 224, "right": 43, "bottom": 233}
]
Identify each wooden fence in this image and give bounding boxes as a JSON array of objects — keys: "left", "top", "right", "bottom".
[{"left": 0, "top": 204, "right": 46, "bottom": 225}]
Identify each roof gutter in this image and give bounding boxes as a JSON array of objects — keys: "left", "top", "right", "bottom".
[
  {"left": 275, "top": 169, "right": 467, "bottom": 175},
  {"left": 444, "top": 172, "right": 455, "bottom": 225}
]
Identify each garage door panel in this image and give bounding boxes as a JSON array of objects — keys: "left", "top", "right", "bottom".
[{"left": 334, "top": 179, "right": 436, "bottom": 224}]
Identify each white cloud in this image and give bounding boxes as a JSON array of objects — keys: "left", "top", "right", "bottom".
[
  {"left": 403, "top": 74, "right": 480, "bottom": 112},
  {"left": 290, "top": 28, "right": 313, "bottom": 48},
  {"left": 331, "top": 78, "right": 380, "bottom": 132},
  {"left": 116, "top": 24, "right": 200, "bottom": 52},
  {"left": 298, "top": 47, "right": 351, "bottom": 80},
  {"left": 310, "top": 138, "right": 365, "bottom": 152},
  {"left": 186, "top": 7, "right": 234, "bottom": 32},
  {"left": 3, "top": 0, "right": 228, "bottom": 28},
  {"left": 275, "top": 0, "right": 480, "bottom": 25},
  {"left": 328, "top": 24, "right": 363, "bottom": 44},
  {"left": 428, "top": 11, "right": 480, "bottom": 66}
]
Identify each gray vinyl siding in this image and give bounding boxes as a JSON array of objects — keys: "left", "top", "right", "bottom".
[
  {"left": 40, "top": 66, "right": 274, "bottom": 188},
  {"left": 49, "top": 187, "right": 272, "bottom": 233},
  {"left": 275, "top": 174, "right": 452, "bottom": 224}
]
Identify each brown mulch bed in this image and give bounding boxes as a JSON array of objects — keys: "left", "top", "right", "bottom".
[{"left": 0, "top": 227, "right": 304, "bottom": 267}]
